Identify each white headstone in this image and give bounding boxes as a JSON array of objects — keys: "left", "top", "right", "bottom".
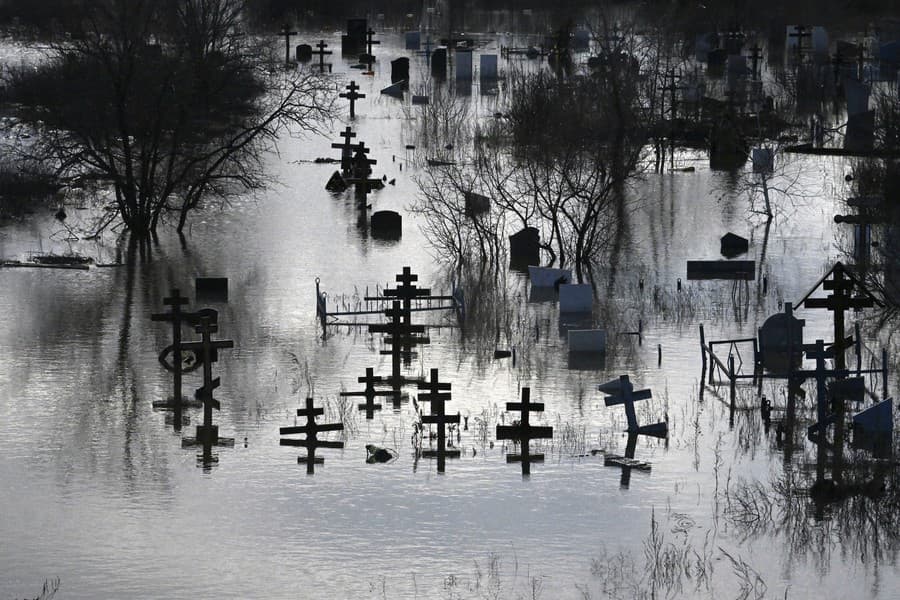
[
  {"left": 527, "top": 266, "right": 572, "bottom": 287},
  {"left": 456, "top": 49, "right": 473, "bottom": 81},
  {"left": 405, "top": 31, "right": 421, "bottom": 50},
  {"left": 480, "top": 54, "right": 498, "bottom": 80},
  {"left": 559, "top": 284, "right": 592, "bottom": 313},
  {"left": 568, "top": 329, "right": 606, "bottom": 352}
]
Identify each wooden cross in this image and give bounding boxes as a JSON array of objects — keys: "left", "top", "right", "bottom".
[
  {"left": 345, "top": 145, "right": 380, "bottom": 201},
  {"left": 279, "top": 24, "right": 298, "bottom": 64},
  {"left": 181, "top": 315, "right": 234, "bottom": 445},
  {"left": 385, "top": 267, "right": 432, "bottom": 327},
  {"left": 418, "top": 368, "right": 459, "bottom": 472},
  {"left": 151, "top": 288, "right": 191, "bottom": 430},
  {"left": 373, "top": 301, "right": 430, "bottom": 381},
  {"left": 800, "top": 262, "right": 881, "bottom": 371},
  {"left": 599, "top": 375, "right": 667, "bottom": 437},
  {"left": 330, "top": 127, "right": 361, "bottom": 175},
  {"left": 339, "top": 367, "right": 398, "bottom": 418},
  {"left": 280, "top": 397, "right": 344, "bottom": 473},
  {"left": 365, "top": 28, "right": 380, "bottom": 56},
  {"left": 788, "top": 25, "right": 811, "bottom": 56},
  {"left": 312, "top": 39, "right": 332, "bottom": 73},
  {"left": 747, "top": 44, "right": 763, "bottom": 80},
  {"left": 339, "top": 80, "right": 366, "bottom": 119},
  {"left": 496, "top": 387, "right": 553, "bottom": 475}
]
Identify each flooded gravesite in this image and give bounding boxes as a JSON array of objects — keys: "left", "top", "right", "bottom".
[{"left": 2, "top": 0, "right": 900, "bottom": 598}]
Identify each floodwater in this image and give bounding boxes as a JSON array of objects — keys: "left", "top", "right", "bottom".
[{"left": 1, "top": 30, "right": 897, "bottom": 600}]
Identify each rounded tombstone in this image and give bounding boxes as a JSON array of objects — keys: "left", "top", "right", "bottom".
[
  {"left": 758, "top": 302, "right": 804, "bottom": 373},
  {"left": 296, "top": 44, "right": 313, "bottom": 62},
  {"left": 371, "top": 210, "right": 402, "bottom": 240}
]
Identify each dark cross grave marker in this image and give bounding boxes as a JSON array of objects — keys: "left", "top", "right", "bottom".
[
  {"left": 604, "top": 433, "right": 651, "bottom": 488},
  {"left": 181, "top": 315, "right": 235, "bottom": 446},
  {"left": 800, "top": 262, "right": 881, "bottom": 371},
  {"left": 373, "top": 301, "right": 430, "bottom": 399},
  {"left": 151, "top": 288, "right": 194, "bottom": 429},
  {"left": 418, "top": 368, "right": 459, "bottom": 472},
  {"left": 496, "top": 387, "right": 554, "bottom": 476},
  {"left": 330, "top": 126, "right": 360, "bottom": 176},
  {"left": 385, "top": 266, "right": 431, "bottom": 328},
  {"left": 798, "top": 339, "right": 850, "bottom": 442},
  {"left": 599, "top": 375, "right": 667, "bottom": 437},
  {"left": 279, "top": 24, "right": 298, "bottom": 65},
  {"left": 748, "top": 44, "right": 763, "bottom": 80},
  {"left": 345, "top": 143, "right": 380, "bottom": 202},
  {"left": 340, "top": 80, "right": 366, "bottom": 119},
  {"left": 365, "top": 28, "right": 380, "bottom": 57},
  {"left": 280, "top": 397, "right": 344, "bottom": 474},
  {"left": 788, "top": 25, "right": 811, "bottom": 58},
  {"left": 339, "top": 367, "right": 398, "bottom": 418},
  {"left": 312, "top": 40, "right": 333, "bottom": 73}
]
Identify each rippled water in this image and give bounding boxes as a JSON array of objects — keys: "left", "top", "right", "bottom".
[{"left": 1, "top": 31, "right": 896, "bottom": 600}]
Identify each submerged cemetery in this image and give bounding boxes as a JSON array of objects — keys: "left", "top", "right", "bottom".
[{"left": 3, "top": 0, "right": 900, "bottom": 598}]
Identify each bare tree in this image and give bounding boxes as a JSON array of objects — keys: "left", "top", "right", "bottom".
[{"left": 3, "top": 0, "right": 335, "bottom": 237}]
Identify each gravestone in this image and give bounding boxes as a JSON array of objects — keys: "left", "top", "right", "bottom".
[
  {"left": 509, "top": 227, "right": 540, "bottom": 269},
  {"left": 527, "top": 266, "right": 571, "bottom": 287},
  {"left": 342, "top": 18, "right": 367, "bottom": 54},
  {"left": 812, "top": 27, "right": 829, "bottom": 57},
  {"left": 431, "top": 47, "right": 448, "bottom": 79},
  {"left": 296, "top": 44, "right": 312, "bottom": 62},
  {"left": 456, "top": 48, "right": 473, "bottom": 81},
  {"left": 405, "top": 31, "right": 421, "bottom": 50},
  {"left": 686, "top": 260, "right": 754, "bottom": 280},
  {"left": 325, "top": 171, "right": 348, "bottom": 192},
  {"left": 844, "top": 110, "right": 875, "bottom": 152},
  {"left": 568, "top": 329, "right": 606, "bottom": 352},
  {"left": 853, "top": 398, "right": 893, "bottom": 434},
  {"left": 496, "top": 388, "right": 553, "bottom": 476},
  {"left": 752, "top": 147, "right": 774, "bottom": 173},
  {"left": 758, "top": 302, "right": 805, "bottom": 372},
  {"left": 196, "top": 277, "right": 228, "bottom": 303},
  {"left": 380, "top": 81, "right": 405, "bottom": 99},
  {"left": 391, "top": 57, "right": 410, "bottom": 84},
  {"left": 463, "top": 191, "right": 490, "bottom": 215},
  {"left": 845, "top": 78, "right": 870, "bottom": 116},
  {"left": 412, "top": 95, "right": 429, "bottom": 105},
  {"left": 339, "top": 81, "right": 365, "bottom": 119},
  {"left": 720, "top": 232, "right": 749, "bottom": 257},
  {"left": 480, "top": 54, "right": 498, "bottom": 80},
  {"left": 573, "top": 29, "right": 590, "bottom": 51},
  {"left": 280, "top": 397, "right": 344, "bottom": 474},
  {"left": 371, "top": 211, "right": 402, "bottom": 240},
  {"left": 558, "top": 284, "right": 593, "bottom": 313}
]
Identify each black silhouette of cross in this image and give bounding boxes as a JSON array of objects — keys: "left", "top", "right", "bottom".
[
  {"left": 339, "top": 80, "right": 366, "bottom": 119},
  {"left": 339, "top": 367, "right": 397, "bottom": 418},
  {"left": 496, "top": 387, "right": 553, "bottom": 475},
  {"left": 365, "top": 28, "right": 380, "bottom": 56},
  {"left": 151, "top": 288, "right": 191, "bottom": 430},
  {"left": 312, "top": 39, "right": 332, "bottom": 73},
  {"left": 747, "top": 44, "right": 763, "bottom": 80},
  {"left": 418, "top": 369, "right": 459, "bottom": 472},
  {"left": 280, "top": 397, "right": 344, "bottom": 474},
  {"left": 788, "top": 25, "right": 811, "bottom": 55},
  {"left": 600, "top": 375, "right": 667, "bottom": 437},
  {"left": 345, "top": 144, "right": 380, "bottom": 201},
  {"left": 181, "top": 315, "right": 234, "bottom": 444},
  {"left": 385, "top": 267, "right": 432, "bottom": 327},
  {"left": 330, "top": 127, "right": 360, "bottom": 175},
  {"left": 279, "top": 24, "right": 298, "bottom": 64}
]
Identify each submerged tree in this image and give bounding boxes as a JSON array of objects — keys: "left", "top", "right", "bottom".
[{"left": 3, "top": 0, "right": 335, "bottom": 236}]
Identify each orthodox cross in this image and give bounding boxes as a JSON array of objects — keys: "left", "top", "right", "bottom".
[
  {"left": 496, "top": 387, "right": 553, "bottom": 476},
  {"left": 599, "top": 375, "right": 667, "bottom": 437},
  {"left": 339, "top": 367, "right": 398, "bottom": 418},
  {"left": 312, "top": 39, "right": 332, "bottom": 73},
  {"left": 339, "top": 80, "right": 366, "bottom": 119},
  {"left": 279, "top": 24, "right": 298, "bottom": 64},
  {"left": 151, "top": 288, "right": 191, "bottom": 430},
  {"left": 418, "top": 369, "right": 459, "bottom": 472},
  {"left": 280, "top": 397, "right": 344, "bottom": 474},
  {"left": 365, "top": 28, "right": 380, "bottom": 56},
  {"left": 330, "top": 126, "right": 360, "bottom": 175},
  {"left": 181, "top": 314, "right": 234, "bottom": 445}
]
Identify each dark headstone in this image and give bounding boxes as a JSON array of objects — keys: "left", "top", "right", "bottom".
[
  {"left": 391, "top": 57, "right": 410, "bottom": 84},
  {"left": 342, "top": 18, "right": 367, "bottom": 54},
  {"left": 380, "top": 81, "right": 405, "bottom": 99},
  {"left": 720, "top": 232, "right": 749, "bottom": 257},
  {"left": 195, "top": 277, "right": 228, "bottom": 303},
  {"left": 296, "top": 44, "right": 312, "bottom": 62},
  {"left": 371, "top": 210, "right": 402, "bottom": 239},
  {"left": 325, "top": 170, "right": 348, "bottom": 192},
  {"left": 431, "top": 47, "right": 448, "bottom": 79},
  {"left": 509, "top": 227, "right": 540, "bottom": 269},
  {"left": 358, "top": 53, "right": 376, "bottom": 65},
  {"left": 464, "top": 191, "right": 490, "bottom": 216},
  {"left": 686, "top": 260, "right": 755, "bottom": 280},
  {"left": 758, "top": 303, "right": 804, "bottom": 372},
  {"left": 844, "top": 110, "right": 875, "bottom": 153}
]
